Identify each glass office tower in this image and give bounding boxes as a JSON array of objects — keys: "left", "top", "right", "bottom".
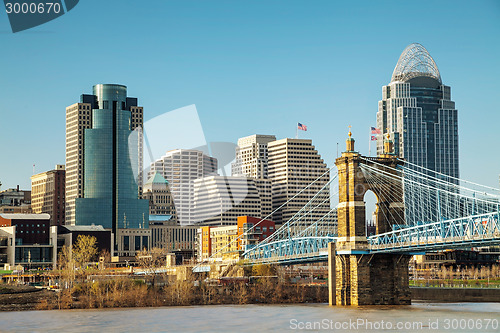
[
  {"left": 376, "top": 43, "right": 459, "bottom": 181},
  {"left": 377, "top": 44, "right": 460, "bottom": 225},
  {"left": 75, "top": 84, "right": 149, "bottom": 238}
]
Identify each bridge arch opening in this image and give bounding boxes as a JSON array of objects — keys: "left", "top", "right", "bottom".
[{"left": 364, "top": 190, "right": 378, "bottom": 236}]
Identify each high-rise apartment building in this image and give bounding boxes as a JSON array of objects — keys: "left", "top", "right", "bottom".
[
  {"left": 31, "top": 165, "right": 66, "bottom": 226},
  {"left": 149, "top": 149, "right": 218, "bottom": 225},
  {"left": 67, "top": 84, "right": 149, "bottom": 245},
  {"left": 65, "top": 84, "right": 145, "bottom": 226},
  {"left": 376, "top": 43, "right": 459, "bottom": 180},
  {"left": 232, "top": 134, "right": 276, "bottom": 179},
  {"left": 193, "top": 175, "right": 266, "bottom": 225},
  {"left": 268, "top": 138, "right": 330, "bottom": 225}
]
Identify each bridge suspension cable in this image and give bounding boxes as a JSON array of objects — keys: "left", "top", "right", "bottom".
[
  {"left": 194, "top": 164, "right": 336, "bottom": 269},
  {"left": 359, "top": 157, "right": 500, "bottom": 229}
]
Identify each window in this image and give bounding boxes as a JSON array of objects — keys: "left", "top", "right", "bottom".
[
  {"left": 135, "top": 236, "right": 141, "bottom": 251},
  {"left": 123, "top": 236, "right": 130, "bottom": 251}
]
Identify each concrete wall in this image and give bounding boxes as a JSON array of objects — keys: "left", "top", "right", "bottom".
[{"left": 411, "top": 287, "right": 500, "bottom": 302}]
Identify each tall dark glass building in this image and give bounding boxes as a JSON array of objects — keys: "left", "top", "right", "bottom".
[
  {"left": 74, "top": 84, "right": 149, "bottom": 238},
  {"left": 376, "top": 43, "right": 459, "bottom": 181}
]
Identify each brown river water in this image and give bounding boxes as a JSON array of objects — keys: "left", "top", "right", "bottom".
[{"left": 1, "top": 302, "right": 499, "bottom": 332}]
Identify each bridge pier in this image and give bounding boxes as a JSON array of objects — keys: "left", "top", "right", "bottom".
[
  {"left": 329, "top": 130, "right": 411, "bottom": 305},
  {"left": 329, "top": 249, "right": 411, "bottom": 305},
  {"left": 328, "top": 242, "right": 336, "bottom": 306}
]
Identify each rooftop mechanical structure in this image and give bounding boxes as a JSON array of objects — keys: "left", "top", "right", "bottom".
[{"left": 391, "top": 43, "right": 442, "bottom": 84}]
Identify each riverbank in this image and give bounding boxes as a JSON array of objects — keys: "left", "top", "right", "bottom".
[
  {"left": 0, "top": 278, "right": 328, "bottom": 311},
  {"left": 0, "top": 285, "right": 57, "bottom": 311},
  {"left": 2, "top": 283, "right": 500, "bottom": 312},
  {"left": 411, "top": 286, "right": 500, "bottom": 302}
]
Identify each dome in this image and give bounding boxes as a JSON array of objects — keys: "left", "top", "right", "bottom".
[{"left": 391, "top": 43, "right": 441, "bottom": 84}]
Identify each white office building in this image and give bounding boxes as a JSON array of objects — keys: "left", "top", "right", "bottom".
[
  {"left": 149, "top": 149, "right": 217, "bottom": 225},
  {"left": 268, "top": 138, "right": 330, "bottom": 225},
  {"left": 193, "top": 175, "right": 265, "bottom": 225}
]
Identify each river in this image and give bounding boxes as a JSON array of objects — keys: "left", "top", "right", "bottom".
[{"left": 1, "top": 302, "right": 500, "bottom": 332}]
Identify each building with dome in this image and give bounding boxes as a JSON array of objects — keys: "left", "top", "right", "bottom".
[{"left": 376, "top": 43, "right": 459, "bottom": 182}]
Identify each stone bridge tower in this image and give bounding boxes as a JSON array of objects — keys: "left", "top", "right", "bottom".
[{"left": 330, "top": 130, "right": 411, "bottom": 305}]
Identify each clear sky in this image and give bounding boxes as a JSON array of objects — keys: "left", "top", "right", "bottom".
[{"left": 0, "top": 0, "right": 499, "bottom": 190}]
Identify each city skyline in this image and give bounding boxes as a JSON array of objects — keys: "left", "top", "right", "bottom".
[{"left": 1, "top": 1, "right": 499, "bottom": 191}]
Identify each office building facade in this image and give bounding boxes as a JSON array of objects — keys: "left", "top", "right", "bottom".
[
  {"left": 0, "top": 213, "right": 56, "bottom": 269},
  {"left": 143, "top": 172, "right": 176, "bottom": 219},
  {"left": 268, "top": 138, "right": 331, "bottom": 225},
  {"left": 149, "top": 149, "right": 218, "bottom": 225},
  {"left": 66, "top": 84, "right": 145, "bottom": 227},
  {"left": 149, "top": 218, "right": 197, "bottom": 255},
  {"left": 67, "top": 84, "right": 149, "bottom": 249},
  {"left": 193, "top": 175, "right": 267, "bottom": 225},
  {"left": 231, "top": 134, "right": 276, "bottom": 179},
  {"left": 31, "top": 165, "right": 65, "bottom": 226},
  {"left": 376, "top": 43, "right": 459, "bottom": 180},
  {"left": 0, "top": 186, "right": 31, "bottom": 208}
]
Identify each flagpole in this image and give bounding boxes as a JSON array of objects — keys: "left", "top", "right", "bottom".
[
  {"left": 368, "top": 128, "right": 371, "bottom": 157},
  {"left": 296, "top": 123, "right": 298, "bottom": 139}
]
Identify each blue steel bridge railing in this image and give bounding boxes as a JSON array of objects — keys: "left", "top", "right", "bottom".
[
  {"left": 243, "top": 236, "right": 336, "bottom": 264},
  {"left": 368, "top": 211, "right": 500, "bottom": 253},
  {"left": 243, "top": 212, "right": 500, "bottom": 264}
]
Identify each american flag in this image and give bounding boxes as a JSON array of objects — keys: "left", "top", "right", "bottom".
[
  {"left": 298, "top": 123, "right": 307, "bottom": 131},
  {"left": 371, "top": 127, "right": 381, "bottom": 134}
]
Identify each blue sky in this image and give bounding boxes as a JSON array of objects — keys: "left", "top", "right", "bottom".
[{"left": 0, "top": 0, "right": 499, "bottom": 190}]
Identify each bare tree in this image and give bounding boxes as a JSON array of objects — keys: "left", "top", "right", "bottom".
[
  {"left": 58, "top": 245, "right": 75, "bottom": 289},
  {"left": 136, "top": 247, "right": 166, "bottom": 288}
]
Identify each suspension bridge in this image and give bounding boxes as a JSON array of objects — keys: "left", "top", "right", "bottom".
[
  {"left": 243, "top": 143, "right": 500, "bottom": 264},
  {"left": 240, "top": 133, "right": 500, "bottom": 305}
]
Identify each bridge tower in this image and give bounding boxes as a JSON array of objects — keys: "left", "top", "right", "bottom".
[{"left": 330, "top": 130, "right": 411, "bottom": 305}]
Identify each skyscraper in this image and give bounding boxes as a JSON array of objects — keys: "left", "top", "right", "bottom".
[
  {"left": 377, "top": 43, "right": 459, "bottom": 180},
  {"left": 66, "top": 85, "right": 145, "bottom": 225},
  {"left": 267, "top": 138, "right": 330, "bottom": 225},
  {"left": 65, "top": 100, "right": 92, "bottom": 225},
  {"left": 149, "top": 149, "right": 218, "bottom": 225},
  {"left": 231, "top": 134, "right": 276, "bottom": 179},
  {"left": 68, "top": 84, "right": 149, "bottom": 239},
  {"left": 232, "top": 134, "right": 276, "bottom": 218}
]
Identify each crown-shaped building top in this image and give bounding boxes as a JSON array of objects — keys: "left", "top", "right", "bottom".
[{"left": 391, "top": 43, "right": 442, "bottom": 84}]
